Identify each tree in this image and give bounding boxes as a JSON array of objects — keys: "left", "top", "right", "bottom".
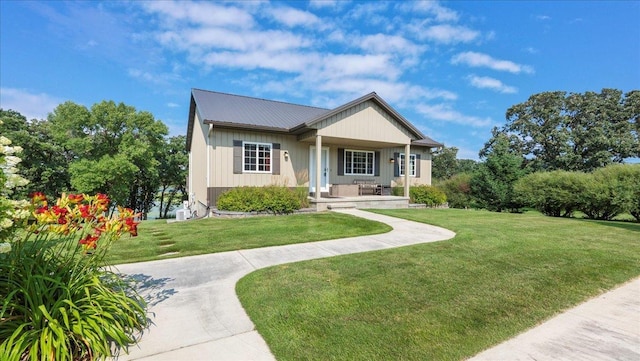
[
  {"left": 489, "top": 89, "right": 639, "bottom": 172},
  {"left": 432, "top": 146, "right": 458, "bottom": 180},
  {"left": 157, "top": 135, "right": 188, "bottom": 218},
  {"left": 471, "top": 132, "right": 527, "bottom": 212},
  {"left": 0, "top": 109, "right": 70, "bottom": 198},
  {"left": 48, "top": 101, "right": 168, "bottom": 217},
  {"left": 432, "top": 145, "right": 478, "bottom": 181}
]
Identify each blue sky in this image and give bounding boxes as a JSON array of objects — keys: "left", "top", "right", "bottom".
[{"left": 1, "top": 1, "right": 639, "bottom": 159}]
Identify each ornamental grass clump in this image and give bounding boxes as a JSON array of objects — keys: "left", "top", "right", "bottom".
[{"left": 0, "top": 192, "right": 148, "bottom": 361}]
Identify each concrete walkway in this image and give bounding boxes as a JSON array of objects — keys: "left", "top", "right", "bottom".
[
  {"left": 113, "top": 209, "right": 640, "bottom": 361},
  {"left": 113, "top": 209, "right": 456, "bottom": 360}
]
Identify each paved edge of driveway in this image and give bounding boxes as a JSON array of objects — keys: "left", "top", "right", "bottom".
[
  {"left": 113, "top": 208, "right": 456, "bottom": 360},
  {"left": 467, "top": 276, "right": 640, "bottom": 361}
]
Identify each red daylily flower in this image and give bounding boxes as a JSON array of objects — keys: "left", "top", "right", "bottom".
[
  {"left": 78, "top": 204, "right": 93, "bottom": 219},
  {"left": 68, "top": 194, "right": 84, "bottom": 203},
  {"left": 79, "top": 234, "right": 99, "bottom": 249},
  {"left": 30, "top": 192, "right": 47, "bottom": 205}
]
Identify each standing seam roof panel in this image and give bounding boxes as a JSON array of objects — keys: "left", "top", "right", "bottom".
[{"left": 192, "top": 89, "right": 330, "bottom": 130}]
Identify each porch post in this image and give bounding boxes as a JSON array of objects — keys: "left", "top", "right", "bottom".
[
  {"left": 404, "top": 143, "right": 410, "bottom": 198},
  {"left": 316, "top": 135, "right": 322, "bottom": 201}
]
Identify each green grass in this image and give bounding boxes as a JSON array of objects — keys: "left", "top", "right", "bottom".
[
  {"left": 106, "top": 212, "right": 391, "bottom": 264},
  {"left": 236, "top": 209, "right": 640, "bottom": 361}
]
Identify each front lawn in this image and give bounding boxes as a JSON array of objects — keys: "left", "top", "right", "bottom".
[
  {"left": 236, "top": 209, "right": 640, "bottom": 361},
  {"left": 107, "top": 212, "right": 391, "bottom": 264}
]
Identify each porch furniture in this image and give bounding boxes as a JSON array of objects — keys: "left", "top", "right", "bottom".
[
  {"left": 354, "top": 179, "right": 382, "bottom": 195},
  {"left": 330, "top": 184, "right": 360, "bottom": 197}
]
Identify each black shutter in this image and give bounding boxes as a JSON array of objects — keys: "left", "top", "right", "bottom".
[
  {"left": 272, "top": 143, "right": 280, "bottom": 175},
  {"left": 415, "top": 153, "right": 421, "bottom": 177},
  {"left": 233, "top": 140, "right": 242, "bottom": 174},
  {"left": 337, "top": 148, "right": 344, "bottom": 176},
  {"left": 393, "top": 152, "right": 400, "bottom": 177},
  {"left": 374, "top": 151, "right": 380, "bottom": 176}
]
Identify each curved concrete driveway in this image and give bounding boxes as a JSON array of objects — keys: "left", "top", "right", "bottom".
[{"left": 113, "top": 209, "right": 456, "bottom": 360}]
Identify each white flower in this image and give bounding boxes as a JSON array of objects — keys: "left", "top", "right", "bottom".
[
  {"left": 0, "top": 242, "right": 11, "bottom": 254},
  {"left": 0, "top": 218, "right": 13, "bottom": 230}
]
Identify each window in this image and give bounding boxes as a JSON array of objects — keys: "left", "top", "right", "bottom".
[
  {"left": 399, "top": 153, "right": 416, "bottom": 176},
  {"left": 345, "top": 149, "right": 375, "bottom": 175},
  {"left": 243, "top": 142, "right": 271, "bottom": 173}
]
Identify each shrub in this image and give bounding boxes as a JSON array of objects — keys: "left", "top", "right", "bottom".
[
  {"left": 578, "top": 164, "right": 640, "bottom": 220},
  {"left": 409, "top": 185, "right": 447, "bottom": 206},
  {"left": 217, "top": 186, "right": 305, "bottom": 214},
  {"left": 0, "top": 193, "right": 148, "bottom": 360},
  {"left": 437, "top": 173, "right": 472, "bottom": 209},
  {"left": 514, "top": 171, "right": 587, "bottom": 217}
]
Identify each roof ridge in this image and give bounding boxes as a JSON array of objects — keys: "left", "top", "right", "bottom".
[{"left": 191, "top": 88, "right": 329, "bottom": 111}]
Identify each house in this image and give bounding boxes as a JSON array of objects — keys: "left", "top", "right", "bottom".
[{"left": 186, "top": 88, "right": 442, "bottom": 214}]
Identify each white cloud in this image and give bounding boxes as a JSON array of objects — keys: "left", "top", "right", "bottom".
[
  {"left": 142, "top": 1, "right": 254, "bottom": 28},
  {"left": 167, "top": 102, "right": 179, "bottom": 108},
  {"left": 523, "top": 46, "right": 538, "bottom": 54},
  {"left": 347, "top": 2, "right": 389, "bottom": 20},
  {"left": 359, "top": 33, "right": 426, "bottom": 56},
  {"left": 266, "top": 6, "right": 321, "bottom": 28},
  {"left": 138, "top": 1, "right": 460, "bottom": 116},
  {"left": 160, "top": 27, "right": 312, "bottom": 53},
  {"left": 0, "top": 88, "right": 62, "bottom": 120},
  {"left": 467, "top": 75, "right": 517, "bottom": 94},
  {"left": 309, "top": 0, "right": 338, "bottom": 9},
  {"left": 536, "top": 15, "right": 551, "bottom": 21},
  {"left": 405, "top": 1, "right": 459, "bottom": 22},
  {"left": 415, "top": 103, "right": 493, "bottom": 127},
  {"left": 451, "top": 51, "right": 534, "bottom": 74},
  {"left": 418, "top": 24, "right": 480, "bottom": 44}
]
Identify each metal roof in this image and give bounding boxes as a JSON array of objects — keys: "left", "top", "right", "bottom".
[
  {"left": 191, "top": 88, "right": 330, "bottom": 131},
  {"left": 186, "top": 88, "right": 443, "bottom": 150},
  {"left": 412, "top": 137, "right": 443, "bottom": 148}
]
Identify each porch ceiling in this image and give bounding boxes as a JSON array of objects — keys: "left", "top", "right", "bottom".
[{"left": 298, "top": 134, "right": 404, "bottom": 148}]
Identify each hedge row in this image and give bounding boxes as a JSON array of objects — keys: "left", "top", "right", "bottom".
[
  {"left": 514, "top": 164, "right": 640, "bottom": 221},
  {"left": 217, "top": 186, "right": 308, "bottom": 214}
]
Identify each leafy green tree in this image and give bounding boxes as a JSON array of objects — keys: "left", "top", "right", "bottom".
[
  {"left": 471, "top": 133, "right": 527, "bottom": 212},
  {"left": 432, "top": 145, "right": 477, "bottom": 180},
  {"left": 0, "top": 109, "right": 70, "bottom": 198},
  {"left": 157, "top": 135, "right": 188, "bottom": 218},
  {"left": 48, "top": 101, "right": 168, "bottom": 217},
  {"left": 432, "top": 146, "right": 459, "bottom": 180},
  {"left": 491, "top": 89, "right": 639, "bottom": 172},
  {"left": 456, "top": 159, "right": 478, "bottom": 174}
]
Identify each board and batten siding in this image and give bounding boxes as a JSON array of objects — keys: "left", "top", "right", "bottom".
[
  {"left": 210, "top": 129, "right": 309, "bottom": 188},
  {"left": 315, "top": 100, "right": 414, "bottom": 144},
  {"left": 188, "top": 112, "right": 210, "bottom": 207}
]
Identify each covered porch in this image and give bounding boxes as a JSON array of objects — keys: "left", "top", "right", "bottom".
[
  {"left": 310, "top": 194, "right": 410, "bottom": 211},
  {"left": 302, "top": 131, "right": 417, "bottom": 210}
]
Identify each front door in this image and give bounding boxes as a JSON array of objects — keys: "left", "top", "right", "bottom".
[{"left": 309, "top": 146, "right": 329, "bottom": 193}]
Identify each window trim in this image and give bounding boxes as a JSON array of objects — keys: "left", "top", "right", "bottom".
[
  {"left": 399, "top": 153, "right": 417, "bottom": 177},
  {"left": 242, "top": 141, "right": 272, "bottom": 174},
  {"left": 344, "top": 149, "right": 375, "bottom": 176}
]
